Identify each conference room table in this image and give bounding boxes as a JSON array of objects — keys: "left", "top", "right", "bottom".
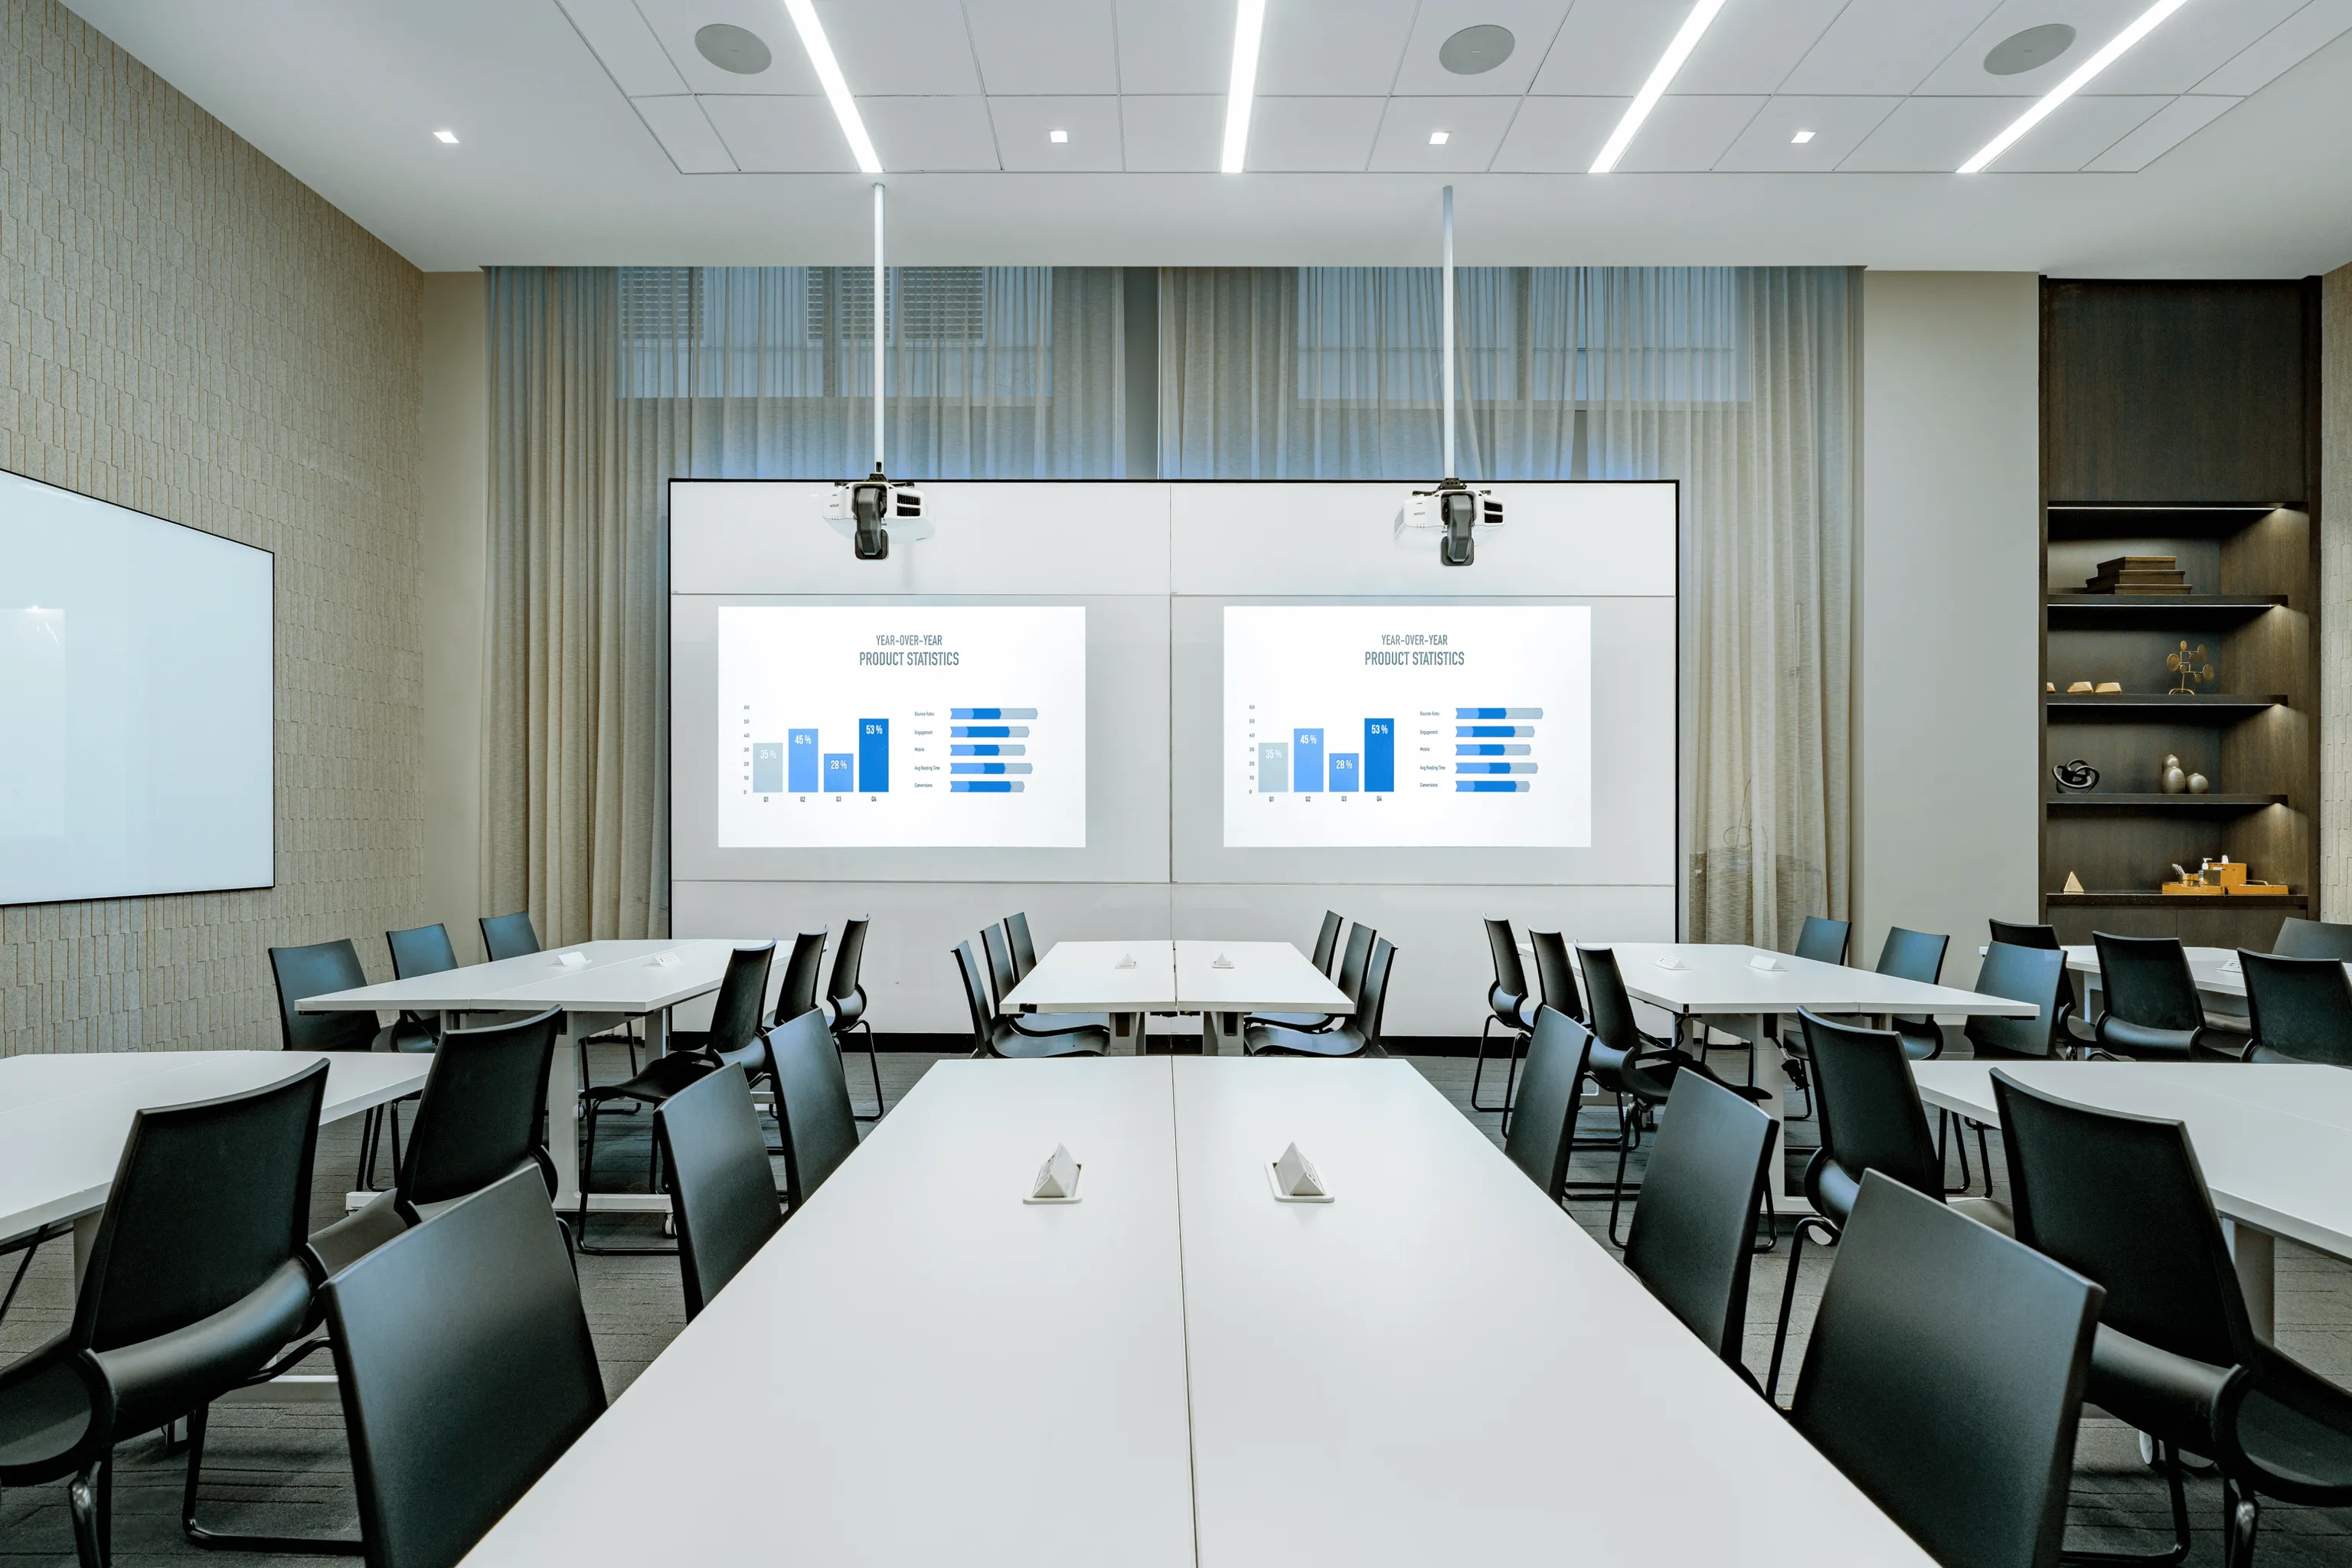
[
  {"left": 300, "top": 938, "right": 746, "bottom": 1214},
  {"left": 1912, "top": 1060, "right": 2352, "bottom": 1338},
  {"left": 1606, "top": 942, "right": 2039, "bottom": 1215},
  {"left": 462, "top": 1057, "right": 1932, "bottom": 1568},
  {"left": 999, "top": 939, "right": 1353, "bottom": 1054}
]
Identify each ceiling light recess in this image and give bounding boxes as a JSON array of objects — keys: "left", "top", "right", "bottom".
[
  {"left": 1221, "top": 0, "right": 1268, "bottom": 175},
  {"left": 1958, "top": 0, "right": 2190, "bottom": 174},
  {"left": 1790, "top": 129, "right": 1815, "bottom": 145},
  {"left": 780, "top": 0, "right": 882, "bottom": 175},
  {"left": 1429, "top": 130, "right": 1450, "bottom": 145},
  {"left": 433, "top": 129, "right": 459, "bottom": 145},
  {"left": 1589, "top": 0, "right": 1730, "bottom": 174},
  {"left": 1049, "top": 129, "right": 1068, "bottom": 143}
]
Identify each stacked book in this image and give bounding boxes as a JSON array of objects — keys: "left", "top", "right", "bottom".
[{"left": 2082, "top": 555, "right": 2190, "bottom": 594}]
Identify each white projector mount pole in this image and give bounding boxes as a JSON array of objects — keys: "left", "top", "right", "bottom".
[
  {"left": 872, "top": 181, "right": 887, "bottom": 473},
  {"left": 1441, "top": 184, "right": 1455, "bottom": 482}
]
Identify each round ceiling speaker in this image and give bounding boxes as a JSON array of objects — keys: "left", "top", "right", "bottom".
[
  {"left": 696, "top": 22, "right": 773, "bottom": 76},
  {"left": 1983, "top": 24, "right": 2076, "bottom": 76},
  {"left": 1439, "top": 24, "right": 1515, "bottom": 76}
]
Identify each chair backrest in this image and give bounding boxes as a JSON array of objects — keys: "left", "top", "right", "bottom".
[
  {"left": 398, "top": 1010, "right": 563, "bottom": 1208},
  {"left": 1501, "top": 1008, "right": 1593, "bottom": 1202},
  {"left": 74, "top": 1061, "right": 328, "bottom": 1354},
  {"left": 1575, "top": 944, "right": 1644, "bottom": 1057},
  {"left": 1794, "top": 915, "right": 1851, "bottom": 965},
  {"left": 1988, "top": 919, "right": 2061, "bottom": 951},
  {"left": 1004, "top": 911, "right": 1040, "bottom": 980},
  {"left": 1352, "top": 939, "right": 1396, "bottom": 1050},
  {"left": 1991, "top": 1070, "right": 2259, "bottom": 1374},
  {"left": 1873, "top": 926, "right": 1948, "bottom": 986},
  {"left": 2241, "top": 949, "right": 2352, "bottom": 1067},
  {"left": 2272, "top": 915, "right": 2352, "bottom": 962},
  {"left": 1798, "top": 1012, "right": 1945, "bottom": 1206},
  {"left": 1332, "top": 923, "right": 1377, "bottom": 1004},
  {"left": 768, "top": 1008, "right": 860, "bottom": 1207},
  {"left": 826, "top": 916, "right": 871, "bottom": 1027},
  {"left": 772, "top": 928, "right": 828, "bottom": 1026},
  {"left": 655, "top": 1063, "right": 782, "bottom": 1319},
  {"left": 2091, "top": 932, "right": 2202, "bottom": 1031},
  {"left": 478, "top": 911, "right": 541, "bottom": 962},
  {"left": 702, "top": 944, "right": 778, "bottom": 1060},
  {"left": 1791, "top": 1173, "right": 2100, "bottom": 1568},
  {"left": 325, "top": 1168, "right": 606, "bottom": 1568},
  {"left": 385, "top": 923, "right": 459, "bottom": 981},
  {"left": 952, "top": 942, "right": 1001, "bottom": 1054},
  {"left": 269, "top": 939, "right": 384, "bottom": 1054},
  {"left": 1963, "top": 942, "right": 2069, "bottom": 1060},
  {"left": 980, "top": 923, "right": 1021, "bottom": 1009},
  {"left": 1527, "top": 930, "right": 1583, "bottom": 1024},
  {"left": 1484, "top": 917, "right": 1529, "bottom": 1009},
  {"left": 1309, "top": 910, "right": 1344, "bottom": 975},
  {"left": 1621, "top": 1072, "right": 1776, "bottom": 1368}
]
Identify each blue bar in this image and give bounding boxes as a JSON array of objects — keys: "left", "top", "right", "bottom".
[
  {"left": 1328, "top": 753, "right": 1360, "bottom": 792},
  {"left": 1458, "top": 779, "right": 1531, "bottom": 793},
  {"left": 858, "top": 719, "right": 889, "bottom": 792},
  {"left": 1455, "top": 707, "right": 1544, "bottom": 719},
  {"left": 952, "top": 780, "right": 1021, "bottom": 793},
  {"left": 1459, "top": 743, "right": 1504, "bottom": 756},
  {"left": 952, "top": 724, "right": 1028, "bottom": 738},
  {"left": 1364, "top": 719, "right": 1393, "bottom": 792},
  {"left": 752, "top": 743, "right": 783, "bottom": 793},
  {"left": 1456, "top": 761, "right": 1538, "bottom": 775},
  {"left": 787, "top": 729, "right": 818, "bottom": 792},
  {"left": 1293, "top": 728, "right": 1324, "bottom": 792},
  {"left": 823, "top": 753, "right": 855, "bottom": 791},
  {"left": 1458, "top": 725, "right": 1534, "bottom": 738},
  {"left": 952, "top": 743, "right": 1026, "bottom": 756},
  {"left": 949, "top": 707, "right": 1039, "bottom": 720},
  {"left": 950, "top": 762, "right": 1033, "bottom": 775},
  {"left": 1258, "top": 742, "right": 1289, "bottom": 792}
]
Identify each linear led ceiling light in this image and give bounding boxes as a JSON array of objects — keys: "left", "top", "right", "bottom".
[
  {"left": 781, "top": 0, "right": 882, "bottom": 174},
  {"left": 1589, "top": 0, "right": 1729, "bottom": 173},
  {"left": 1221, "top": 0, "right": 1267, "bottom": 174},
  {"left": 1959, "top": 0, "right": 2192, "bottom": 172}
]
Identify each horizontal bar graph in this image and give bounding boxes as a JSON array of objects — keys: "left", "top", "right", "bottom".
[
  {"left": 1458, "top": 707, "right": 1544, "bottom": 720},
  {"left": 1458, "top": 779, "right": 1532, "bottom": 793},
  {"left": 950, "top": 707, "right": 1037, "bottom": 720},
  {"left": 951, "top": 779, "right": 1023, "bottom": 792},
  {"left": 754, "top": 707, "right": 1041, "bottom": 797}
]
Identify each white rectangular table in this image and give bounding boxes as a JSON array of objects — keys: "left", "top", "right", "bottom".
[
  {"left": 1605, "top": 942, "right": 2040, "bottom": 1214},
  {"left": 998, "top": 939, "right": 1351, "bottom": 1054},
  {"left": 1912, "top": 1060, "right": 2352, "bottom": 1337},
  {"left": 300, "top": 939, "right": 748, "bottom": 1213}
]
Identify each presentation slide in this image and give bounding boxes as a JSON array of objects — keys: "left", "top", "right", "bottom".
[
  {"left": 717, "top": 605, "right": 1086, "bottom": 848},
  {"left": 1222, "top": 605, "right": 1591, "bottom": 849}
]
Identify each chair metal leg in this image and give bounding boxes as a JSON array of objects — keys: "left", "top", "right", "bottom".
[
  {"left": 573, "top": 1097, "right": 677, "bottom": 1256},
  {"left": 69, "top": 1459, "right": 105, "bottom": 1568},
  {"left": 1498, "top": 1031, "right": 1527, "bottom": 1138},
  {"left": 1766, "top": 1217, "right": 1835, "bottom": 1403},
  {"left": 1606, "top": 1105, "right": 1638, "bottom": 1250},
  {"left": 181, "top": 1403, "right": 363, "bottom": 1556},
  {"left": 838, "top": 1021, "right": 884, "bottom": 1122},
  {"left": 1470, "top": 1017, "right": 1515, "bottom": 1113},
  {"left": 2060, "top": 1439, "right": 2193, "bottom": 1566},
  {"left": 1975, "top": 1121, "right": 1995, "bottom": 1199},
  {"left": 2223, "top": 1480, "right": 2259, "bottom": 1568}
]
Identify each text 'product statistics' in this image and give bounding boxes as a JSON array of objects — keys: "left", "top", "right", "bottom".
[
  {"left": 1223, "top": 605, "right": 1591, "bottom": 848},
  {"left": 718, "top": 605, "right": 1086, "bottom": 848}
]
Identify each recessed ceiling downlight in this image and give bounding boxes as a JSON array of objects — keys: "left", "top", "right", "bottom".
[
  {"left": 1984, "top": 23, "right": 2076, "bottom": 76},
  {"left": 696, "top": 22, "right": 773, "bottom": 75},
  {"left": 1439, "top": 24, "right": 1515, "bottom": 75}
]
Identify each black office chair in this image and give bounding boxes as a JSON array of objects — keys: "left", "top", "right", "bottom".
[
  {"left": 1621, "top": 1073, "right": 1777, "bottom": 1382},
  {"left": 2239, "top": 950, "right": 2352, "bottom": 1067},
  {"left": 824, "top": 915, "right": 884, "bottom": 1120},
  {"left": 754, "top": 929, "right": 828, "bottom": 1115},
  {"left": 954, "top": 942, "right": 1108, "bottom": 1057},
  {"left": 1992, "top": 1069, "right": 2352, "bottom": 1568},
  {"left": 2091, "top": 932, "right": 2212, "bottom": 1060},
  {"left": 478, "top": 910, "right": 541, "bottom": 962},
  {"left": 384, "top": 922, "right": 458, "bottom": 1054},
  {"left": 1472, "top": 917, "right": 1538, "bottom": 1114},
  {"left": 982, "top": 923, "right": 1112, "bottom": 1040},
  {"left": 270, "top": 939, "right": 408, "bottom": 1189},
  {"left": 655, "top": 1063, "right": 782, "bottom": 1320},
  {"left": 1768, "top": 1011, "right": 2014, "bottom": 1400},
  {"left": 1989, "top": 918, "right": 2062, "bottom": 950},
  {"left": 1244, "top": 938, "right": 1394, "bottom": 1057},
  {"left": 1527, "top": 929, "right": 1583, "bottom": 1024},
  {"left": 1306, "top": 910, "right": 1344, "bottom": 975},
  {"left": 1939, "top": 940, "right": 2078, "bottom": 1194},
  {"left": 1250, "top": 921, "right": 1375, "bottom": 1034},
  {"left": 2272, "top": 916, "right": 2352, "bottom": 962},
  {"left": 576, "top": 942, "right": 776, "bottom": 1252},
  {"left": 1501, "top": 1008, "right": 1595, "bottom": 1206},
  {"left": 1795, "top": 915, "right": 1851, "bottom": 965},
  {"left": 0, "top": 1063, "right": 328, "bottom": 1568},
  {"left": 1873, "top": 926, "right": 1951, "bottom": 1061},
  {"left": 1789, "top": 1172, "right": 2101, "bottom": 1568},
  {"left": 768, "top": 1008, "right": 861, "bottom": 1209},
  {"left": 322, "top": 1168, "right": 606, "bottom": 1568}
]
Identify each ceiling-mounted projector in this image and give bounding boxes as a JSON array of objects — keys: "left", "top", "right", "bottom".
[
  {"left": 1398, "top": 478, "right": 1503, "bottom": 566},
  {"left": 824, "top": 465, "right": 926, "bottom": 560}
]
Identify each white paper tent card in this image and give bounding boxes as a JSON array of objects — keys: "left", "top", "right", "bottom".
[
  {"left": 1027, "top": 1144, "right": 1082, "bottom": 1203},
  {"left": 1267, "top": 1142, "right": 1331, "bottom": 1202}
]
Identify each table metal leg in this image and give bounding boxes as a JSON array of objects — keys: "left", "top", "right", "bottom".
[
  {"left": 2225, "top": 1220, "right": 2276, "bottom": 1338},
  {"left": 72, "top": 1210, "right": 100, "bottom": 1289},
  {"left": 548, "top": 1015, "right": 584, "bottom": 1211}
]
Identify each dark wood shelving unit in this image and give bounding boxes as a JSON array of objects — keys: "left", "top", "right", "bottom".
[{"left": 2038, "top": 278, "right": 2322, "bottom": 947}]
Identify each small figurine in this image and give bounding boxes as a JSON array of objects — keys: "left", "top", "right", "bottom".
[
  {"left": 2161, "top": 754, "right": 2187, "bottom": 794},
  {"left": 2167, "top": 641, "right": 2216, "bottom": 696},
  {"left": 2050, "top": 760, "right": 2099, "bottom": 792}
]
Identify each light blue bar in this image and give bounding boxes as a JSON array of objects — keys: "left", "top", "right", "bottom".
[
  {"left": 1329, "top": 753, "right": 1360, "bottom": 792},
  {"left": 823, "top": 753, "right": 855, "bottom": 791},
  {"left": 787, "top": 729, "right": 819, "bottom": 792},
  {"left": 1258, "top": 742, "right": 1289, "bottom": 792},
  {"left": 952, "top": 780, "right": 1022, "bottom": 793},
  {"left": 951, "top": 762, "right": 1033, "bottom": 775},
  {"left": 1455, "top": 707, "right": 1544, "bottom": 720},
  {"left": 1458, "top": 779, "right": 1531, "bottom": 793},
  {"left": 952, "top": 725, "right": 1030, "bottom": 738},
  {"left": 1293, "top": 728, "right": 1324, "bottom": 792},
  {"left": 949, "top": 707, "right": 1039, "bottom": 720},
  {"left": 952, "top": 743, "right": 1027, "bottom": 756},
  {"left": 752, "top": 743, "right": 783, "bottom": 793},
  {"left": 1456, "top": 761, "right": 1538, "bottom": 775},
  {"left": 1458, "top": 725, "right": 1534, "bottom": 738}
]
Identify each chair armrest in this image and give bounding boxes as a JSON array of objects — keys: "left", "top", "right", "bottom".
[
  {"left": 90, "top": 1259, "right": 315, "bottom": 1435},
  {"left": 2087, "top": 1325, "right": 2243, "bottom": 1464}
]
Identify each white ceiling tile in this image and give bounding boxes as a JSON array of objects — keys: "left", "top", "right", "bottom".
[
  {"left": 1531, "top": 0, "right": 1700, "bottom": 96},
  {"left": 630, "top": 95, "right": 735, "bottom": 171},
  {"left": 1245, "top": 97, "right": 1387, "bottom": 172},
  {"left": 1390, "top": 0, "right": 1571, "bottom": 96},
  {"left": 1836, "top": 95, "right": 2020, "bottom": 171},
  {"left": 1489, "top": 96, "right": 1628, "bottom": 172},
  {"left": 1913, "top": 0, "right": 2168, "bottom": 96},
  {"left": 699, "top": 94, "right": 861, "bottom": 171},
  {"left": 2198, "top": 0, "right": 2352, "bottom": 96},
  {"left": 1713, "top": 95, "right": 1903, "bottom": 172},
  {"left": 2085, "top": 93, "right": 2241, "bottom": 170},
  {"left": 554, "top": 0, "right": 685, "bottom": 96},
  {"left": 1120, "top": 96, "right": 1223, "bottom": 171},
  {"left": 1613, "top": 96, "right": 1768, "bottom": 173},
  {"left": 631, "top": 0, "right": 821, "bottom": 95},
  {"left": 1671, "top": 0, "right": 1854, "bottom": 95},
  {"left": 1258, "top": 0, "right": 1420, "bottom": 94},
  {"left": 1114, "top": 0, "right": 1229, "bottom": 94},
  {"left": 2098, "top": 0, "right": 2311, "bottom": 95},
  {"left": 962, "top": 0, "right": 1118, "bottom": 94},
  {"left": 859, "top": 96, "right": 1003, "bottom": 170},
  {"left": 1779, "top": 0, "right": 2004, "bottom": 96},
  {"left": 988, "top": 96, "right": 1123, "bottom": 171},
  {"left": 1991, "top": 93, "right": 2168, "bottom": 171},
  {"left": 1366, "top": 96, "right": 1521, "bottom": 172},
  {"left": 818, "top": 0, "right": 984, "bottom": 96}
]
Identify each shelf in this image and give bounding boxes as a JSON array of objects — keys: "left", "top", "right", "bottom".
[
  {"left": 2045, "top": 891, "right": 2305, "bottom": 907},
  {"left": 2046, "top": 594, "right": 2286, "bottom": 629},
  {"left": 2043, "top": 694, "right": 2285, "bottom": 718},
  {"left": 2045, "top": 793, "right": 2287, "bottom": 812},
  {"left": 2046, "top": 504, "right": 2292, "bottom": 542}
]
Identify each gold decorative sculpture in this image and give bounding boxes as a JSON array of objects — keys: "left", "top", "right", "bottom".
[{"left": 2167, "top": 641, "right": 2215, "bottom": 696}]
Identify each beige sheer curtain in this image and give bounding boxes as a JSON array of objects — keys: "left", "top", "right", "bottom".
[{"left": 1158, "top": 266, "right": 1855, "bottom": 945}]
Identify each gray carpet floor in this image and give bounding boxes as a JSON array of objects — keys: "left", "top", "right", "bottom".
[{"left": 5, "top": 1040, "right": 2349, "bottom": 1565}]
